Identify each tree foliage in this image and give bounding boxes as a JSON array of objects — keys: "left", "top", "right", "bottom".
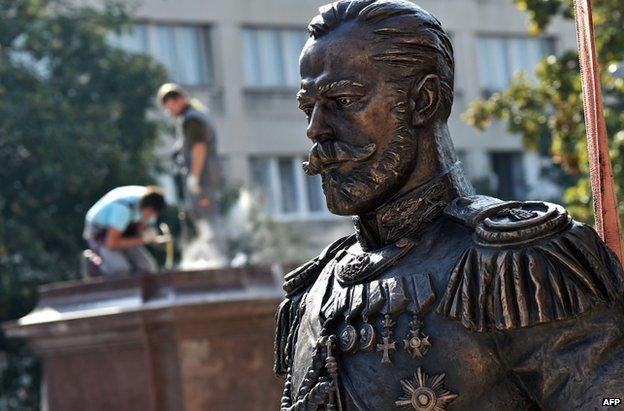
[
  {"left": 0, "top": 0, "right": 167, "bottom": 408},
  {"left": 464, "top": 0, "right": 624, "bottom": 224}
]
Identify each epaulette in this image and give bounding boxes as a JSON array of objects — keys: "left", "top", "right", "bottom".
[
  {"left": 282, "top": 235, "right": 356, "bottom": 296},
  {"left": 274, "top": 234, "right": 356, "bottom": 376},
  {"left": 438, "top": 195, "right": 624, "bottom": 332}
]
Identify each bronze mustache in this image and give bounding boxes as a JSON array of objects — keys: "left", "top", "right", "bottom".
[{"left": 302, "top": 141, "right": 377, "bottom": 175}]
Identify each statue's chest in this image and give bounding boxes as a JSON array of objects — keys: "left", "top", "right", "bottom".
[{"left": 291, "top": 242, "right": 509, "bottom": 410}]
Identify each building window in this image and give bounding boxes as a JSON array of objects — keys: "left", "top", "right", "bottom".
[
  {"left": 490, "top": 151, "right": 526, "bottom": 200},
  {"left": 242, "top": 28, "right": 309, "bottom": 87},
  {"left": 109, "top": 25, "right": 149, "bottom": 54},
  {"left": 476, "top": 36, "right": 554, "bottom": 97},
  {"left": 249, "top": 156, "right": 330, "bottom": 218},
  {"left": 109, "top": 24, "right": 213, "bottom": 86}
]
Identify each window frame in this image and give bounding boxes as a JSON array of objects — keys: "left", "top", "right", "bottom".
[
  {"left": 249, "top": 155, "right": 339, "bottom": 222},
  {"left": 475, "top": 33, "right": 556, "bottom": 98},
  {"left": 110, "top": 21, "right": 215, "bottom": 87},
  {"left": 488, "top": 150, "right": 527, "bottom": 200},
  {"left": 241, "top": 25, "right": 310, "bottom": 90}
]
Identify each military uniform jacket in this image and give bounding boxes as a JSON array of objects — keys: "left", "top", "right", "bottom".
[{"left": 275, "top": 194, "right": 624, "bottom": 411}]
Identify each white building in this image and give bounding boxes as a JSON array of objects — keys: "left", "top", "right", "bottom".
[{"left": 111, "top": 0, "right": 577, "bottom": 253}]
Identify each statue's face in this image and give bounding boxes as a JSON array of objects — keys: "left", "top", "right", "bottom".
[{"left": 298, "top": 23, "right": 419, "bottom": 215}]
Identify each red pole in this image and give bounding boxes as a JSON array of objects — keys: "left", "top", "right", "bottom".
[{"left": 573, "top": 0, "right": 624, "bottom": 262}]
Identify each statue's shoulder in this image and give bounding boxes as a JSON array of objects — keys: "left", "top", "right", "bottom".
[
  {"left": 282, "top": 234, "right": 356, "bottom": 297},
  {"left": 274, "top": 234, "right": 355, "bottom": 376},
  {"left": 438, "top": 195, "right": 624, "bottom": 332}
]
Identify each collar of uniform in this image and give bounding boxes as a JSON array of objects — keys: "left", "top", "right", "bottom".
[{"left": 353, "top": 163, "right": 464, "bottom": 251}]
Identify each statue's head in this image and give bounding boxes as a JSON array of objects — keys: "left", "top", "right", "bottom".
[{"left": 299, "top": 0, "right": 455, "bottom": 215}]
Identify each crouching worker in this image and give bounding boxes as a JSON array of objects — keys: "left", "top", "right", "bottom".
[{"left": 83, "top": 185, "right": 167, "bottom": 277}]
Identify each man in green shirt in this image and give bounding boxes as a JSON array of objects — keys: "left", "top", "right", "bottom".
[{"left": 157, "top": 83, "right": 227, "bottom": 266}]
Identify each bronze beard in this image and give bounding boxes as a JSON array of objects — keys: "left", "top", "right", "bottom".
[{"left": 305, "top": 112, "right": 419, "bottom": 216}]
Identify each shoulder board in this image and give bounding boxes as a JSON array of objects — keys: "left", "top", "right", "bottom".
[
  {"left": 444, "top": 195, "right": 518, "bottom": 229},
  {"left": 282, "top": 234, "right": 355, "bottom": 296},
  {"left": 438, "top": 198, "right": 624, "bottom": 332}
]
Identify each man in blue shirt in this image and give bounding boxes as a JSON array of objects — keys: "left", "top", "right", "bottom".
[{"left": 83, "top": 186, "right": 167, "bottom": 277}]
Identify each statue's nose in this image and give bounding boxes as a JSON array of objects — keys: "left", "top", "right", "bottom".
[{"left": 307, "top": 106, "right": 333, "bottom": 143}]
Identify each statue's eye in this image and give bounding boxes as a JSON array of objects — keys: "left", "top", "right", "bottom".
[{"left": 335, "top": 96, "right": 357, "bottom": 109}]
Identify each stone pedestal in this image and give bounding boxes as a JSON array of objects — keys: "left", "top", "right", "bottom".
[{"left": 4, "top": 267, "right": 285, "bottom": 411}]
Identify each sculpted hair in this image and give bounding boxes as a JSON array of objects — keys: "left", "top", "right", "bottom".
[{"left": 308, "top": 0, "right": 455, "bottom": 120}]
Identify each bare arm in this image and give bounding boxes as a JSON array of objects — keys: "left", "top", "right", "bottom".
[
  {"left": 190, "top": 141, "right": 208, "bottom": 178},
  {"left": 105, "top": 227, "right": 145, "bottom": 249}
]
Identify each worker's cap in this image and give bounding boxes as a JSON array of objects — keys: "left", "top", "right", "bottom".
[{"left": 156, "top": 83, "right": 187, "bottom": 105}]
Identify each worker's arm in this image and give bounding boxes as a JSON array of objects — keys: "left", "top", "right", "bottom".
[
  {"left": 184, "top": 117, "right": 209, "bottom": 179},
  {"left": 190, "top": 141, "right": 208, "bottom": 178},
  {"left": 105, "top": 227, "right": 145, "bottom": 250}
]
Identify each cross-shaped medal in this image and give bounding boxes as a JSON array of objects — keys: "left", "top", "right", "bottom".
[
  {"left": 376, "top": 314, "right": 397, "bottom": 364},
  {"left": 377, "top": 336, "right": 397, "bottom": 364}
]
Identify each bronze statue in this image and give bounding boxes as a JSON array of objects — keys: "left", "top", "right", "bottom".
[{"left": 274, "top": 1, "right": 624, "bottom": 410}]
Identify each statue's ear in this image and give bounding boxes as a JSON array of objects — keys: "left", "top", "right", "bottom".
[{"left": 409, "top": 74, "right": 441, "bottom": 127}]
